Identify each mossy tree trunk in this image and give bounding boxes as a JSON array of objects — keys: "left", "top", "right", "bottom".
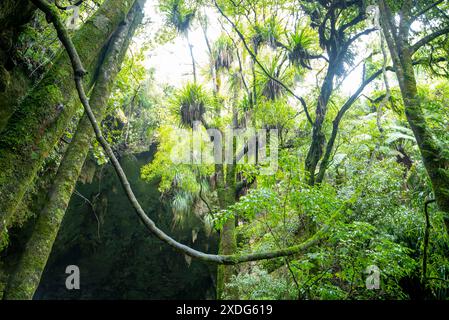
[
  {"left": 2, "top": 2, "right": 145, "bottom": 300},
  {"left": 0, "top": 0, "right": 137, "bottom": 244},
  {"left": 215, "top": 162, "right": 237, "bottom": 300},
  {"left": 0, "top": 68, "right": 33, "bottom": 134},
  {"left": 0, "top": 0, "right": 35, "bottom": 53},
  {"left": 305, "top": 69, "right": 335, "bottom": 185},
  {"left": 0, "top": 0, "right": 36, "bottom": 132},
  {"left": 215, "top": 110, "right": 238, "bottom": 299},
  {"left": 303, "top": 1, "right": 369, "bottom": 186},
  {"left": 378, "top": 0, "right": 449, "bottom": 231}
]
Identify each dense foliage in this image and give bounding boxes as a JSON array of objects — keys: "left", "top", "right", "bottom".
[{"left": 0, "top": 0, "right": 448, "bottom": 300}]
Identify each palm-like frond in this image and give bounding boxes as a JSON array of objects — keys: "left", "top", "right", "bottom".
[
  {"left": 257, "top": 55, "right": 293, "bottom": 101},
  {"left": 212, "top": 35, "right": 234, "bottom": 71},
  {"left": 159, "top": 0, "right": 196, "bottom": 35},
  {"left": 252, "top": 17, "right": 284, "bottom": 50},
  {"left": 172, "top": 83, "right": 210, "bottom": 128},
  {"left": 288, "top": 26, "right": 316, "bottom": 69}
]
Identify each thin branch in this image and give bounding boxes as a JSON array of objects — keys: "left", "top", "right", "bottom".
[
  {"left": 343, "top": 28, "right": 377, "bottom": 52},
  {"left": 377, "top": 25, "right": 392, "bottom": 134},
  {"left": 437, "top": 6, "right": 449, "bottom": 20},
  {"left": 32, "top": 0, "right": 329, "bottom": 266},
  {"left": 220, "top": 21, "right": 251, "bottom": 99},
  {"left": 73, "top": 189, "right": 101, "bottom": 239},
  {"left": 411, "top": 0, "right": 444, "bottom": 22},
  {"left": 199, "top": 179, "right": 214, "bottom": 216},
  {"left": 411, "top": 27, "right": 449, "bottom": 55}
]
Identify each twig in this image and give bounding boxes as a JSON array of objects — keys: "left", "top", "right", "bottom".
[{"left": 73, "top": 189, "right": 101, "bottom": 239}]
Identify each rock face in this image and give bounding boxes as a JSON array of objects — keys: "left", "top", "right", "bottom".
[{"left": 35, "top": 150, "right": 217, "bottom": 299}]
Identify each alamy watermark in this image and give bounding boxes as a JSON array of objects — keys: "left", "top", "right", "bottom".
[
  {"left": 365, "top": 265, "right": 381, "bottom": 290},
  {"left": 168, "top": 122, "right": 279, "bottom": 175},
  {"left": 65, "top": 3, "right": 81, "bottom": 30},
  {"left": 65, "top": 265, "right": 80, "bottom": 290}
]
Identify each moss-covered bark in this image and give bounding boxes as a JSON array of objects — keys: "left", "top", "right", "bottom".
[
  {"left": 0, "top": 0, "right": 35, "bottom": 48},
  {"left": 216, "top": 216, "right": 237, "bottom": 299},
  {"left": 0, "top": 0, "right": 136, "bottom": 245},
  {"left": 0, "top": 0, "right": 36, "bottom": 132},
  {"left": 0, "top": 68, "right": 33, "bottom": 133},
  {"left": 215, "top": 146, "right": 238, "bottom": 299},
  {"left": 379, "top": 0, "right": 449, "bottom": 231},
  {"left": 2, "top": 3, "right": 144, "bottom": 300},
  {"left": 0, "top": 0, "right": 35, "bottom": 76},
  {"left": 216, "top": 164, "right": 237, "bottom": 299},
  {"left": 399, "top": 57, "right": 449, "bottom": 220}
]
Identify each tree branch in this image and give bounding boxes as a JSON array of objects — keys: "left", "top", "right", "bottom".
[
  {"left": 411, "top": 0, "right": 444, "bottom": 22},
  {"left": 316, "top": 67, "right": 385, "bottom": 183},
  {"left": 343, "top": 28, "right": 377, "bottom": 51},
  {"left": 32, "top": 0, "right": 328, "bottom": 266},
  {"left": 213, "top": 0, "right": 313, "bottom": 125},
  {"left": 55, "top": 0, "right": 84, "bottom": 10},
  {"left": 411, "top": 27, "right": 449, "bottom": 55}
]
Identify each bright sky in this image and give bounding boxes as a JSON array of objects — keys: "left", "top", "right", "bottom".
[
  {"left": 141, "top": 0, "right": 388, "bottom": 97},
  {"left": 142, "top": 0, "right": 221, "bottom": 88}
]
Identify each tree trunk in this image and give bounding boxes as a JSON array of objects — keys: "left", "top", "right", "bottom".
[
  {"left": 0, "top": 0, "right": 36, "bottom": 132},
  {"left": 316, "top": 68, "right": 384, "bottom": 184},
  {"left": 216, "top": 107, "right": 239, "bottom": 299},
  {"left": 215, "top": 162, "right": 237, "bottom": 300},
  {"left": 399, "top": 54, "right": 449, "bottom": 219},
  {"left": 2, "top": 2, "right": 144, "bottom": 300},
  {"left": 305, "top": 68, "right": 335, "bottom": 185},
  {"left": 0, "top": 68, "right": 33, "bottom": 134},
  {"left": 186, "top": 33, "right": 197, "bottom": 83},
  {"left": 378, "top": 0, "right": 449, "bottom": 231},
  {"left": 0, "top": 0, "right": 136, "bottom": 243}
]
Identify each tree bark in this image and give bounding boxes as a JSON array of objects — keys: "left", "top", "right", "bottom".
[
  {"left": 305, "top": 68, "right": 335, "bottom": 185},
  {"left": 23, "top": 0, "right": 331, "bottom": 285},
  {"left": 215, "top": 101, "right": 239, "bottom": 299},
  {"left": 0, "top": 0, "right": 136, "bottom": 244},
  {"left": 378, "top": 0, "right": 449, "bottom": 231},
  {"left": 0, "top": 0, "right": 36, "bottom": 132},
  {"left": 2, "top": 3, "right": 144, "bottom": 300},
  {"left": 215, "top": 162, "right": 237, "bottom": 300},
  {"left": 316, "top": 69, "right": 384, "bottom": 183}
]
